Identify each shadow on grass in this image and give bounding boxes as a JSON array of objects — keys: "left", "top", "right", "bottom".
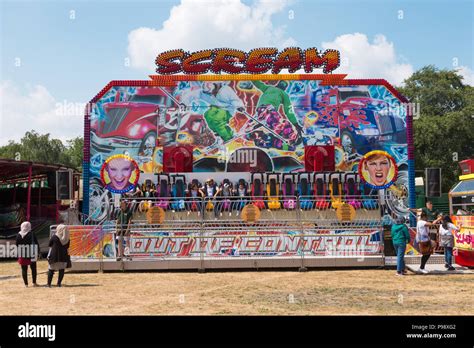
[
  {"left": 37, "top": 284, "right": 101, "bottom": 288},
  {"left": 61, "top": 284, "right": 101, "bottom": 288}
]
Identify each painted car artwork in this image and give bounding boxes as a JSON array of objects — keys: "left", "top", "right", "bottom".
[{"left": 87, "top": 78, "right": 409, "bottom": 222}]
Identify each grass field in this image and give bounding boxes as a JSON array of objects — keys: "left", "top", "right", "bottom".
[{"left": 0, "top": 260, "right": 472, "bottom": 315}]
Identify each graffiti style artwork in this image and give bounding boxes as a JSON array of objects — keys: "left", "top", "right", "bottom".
[
  {"left": 451, "top": 215, "right": 474, "bottom": 266},
  {"left": 86, "top": 77, "right": 410, "bottom": 221},
  {"left": 68, "top": 225, "right": 116, "bottom": 259},
  {"left": 89, "top": 81, "right": 407, "bottom": 172},
  {"left": 128, "top": 230, "right": 382, "bottom": 258}
]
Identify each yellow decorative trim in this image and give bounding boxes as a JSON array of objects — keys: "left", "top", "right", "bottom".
[
  {"left": 459, "top": 174, "right": 474, "bottom": 181},
  {"left": 361, "top": 150, "right": 390, "bottom": 159},
  {"left": 450, "top": 191, "right": 474, "bottom": 196}
]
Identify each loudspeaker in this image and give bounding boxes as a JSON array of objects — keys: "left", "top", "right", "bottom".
[
  {"left": 163, "top": 145, "right": 193, "bottom": 172},
  {"left": 425, "top": 168, "right": 441, "bottom": 197},
  {"left": 304, "top": 146, "right": 335, "bottom": 172},
  {"left": 56, "top": 170, "right": 73, "bottom": 200}
]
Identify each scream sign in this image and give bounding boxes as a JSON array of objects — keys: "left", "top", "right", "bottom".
[{"left": 155, "top": 47, "right": 340, "bottom": 75}]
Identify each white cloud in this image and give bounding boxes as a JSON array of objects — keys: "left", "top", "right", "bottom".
[
  {"left": 322, "top": 33, "right": 414, "bottom": 86},
  {"left": 457, "top": 66, "right": 474, "bottom": 86},
  {"left": 0, "top": 81, "right": 84, "bottom": 145},
  {"left": 127, "top": 0, "right": 296, "bottom": 71}
]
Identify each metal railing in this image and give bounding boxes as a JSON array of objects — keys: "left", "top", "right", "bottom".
[
  {"left": 54, "top": 198, "right": 463, "bottom": 270},
  {"left": 105, "top": 196, "right": 385, "bottom": 268},
  {"left": 113, "top": 195, "right": 381, "bottom": 219}
]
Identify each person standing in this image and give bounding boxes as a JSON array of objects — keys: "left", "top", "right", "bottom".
[
  {"left": 439, "top": 215, "right": 460, "bottom": 271},
  {"left": 391, "top": 217, "right": 411, "bottom": 276},
  {"left": 15, "top": 221, "right": 40, "bottom": 287},
  {"left": 116, "top": 201, "right": 133, "bottom": 260},
  {"left": 416, "top": 212, "right": 442, "bottom": 274},
  {"left": 410, "top": 201, "right": 440, "bottom": 222},
  {"left": 47, "top": 224, "right": 70, "bottom": 287},
  {"left": 421, "top": 201, "right": 441, "bottom": 222}
]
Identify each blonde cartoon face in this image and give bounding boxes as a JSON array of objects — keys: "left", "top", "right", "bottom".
[
  {"left": 106, "top": 158, "right": 133, "bottom": 190},
  {"left": 364, "top": 154, "right": 391, "bottom": 186}
]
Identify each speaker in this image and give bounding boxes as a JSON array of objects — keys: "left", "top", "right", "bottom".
[
  {"left": 304, "top": 146, "right": 335, "bottom": 172},
  {"left": 163, "top": 145, "right": 193, "bottom": 172},
  {"left": 56, "top": 170, "right": 73, "bottom": 200},
  {"left": 459, "top": 159, "right": 474, "bottom": 175},
  {"left": 425, "top": 168, "right": 441, "bottom": 197}
]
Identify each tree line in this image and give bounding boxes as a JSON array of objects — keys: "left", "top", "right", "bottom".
[
  {"left": 398, "top": 65, "right": 474, "bottom": 191},
  {"left": 0, "top": 132, "right": 83, "bottom": 170}
]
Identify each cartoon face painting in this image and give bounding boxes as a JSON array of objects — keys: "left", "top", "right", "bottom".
[
  {"left": 365, "top": 154, "right": 391, "bottom": 186},
  {"left": 101, "top": 155, "right": 140, "bottom": 193},
  {"left": 359, "top": 151, "right": 397, "bottom": 189},
  {"left": 107, "top": 158, "right": 133, "bottom": 190}
]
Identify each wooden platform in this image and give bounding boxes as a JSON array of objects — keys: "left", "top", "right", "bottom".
[
  {"left": 70, "top": 255, "right": 384, "bottom": 272},
  {"left": 69, "top": 253, "right": 474, "bottom": 273}
]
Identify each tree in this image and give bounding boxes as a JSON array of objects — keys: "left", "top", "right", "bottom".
[
  {"left": 400, "top": 65, "right": 466, "bottom": 116},
  {"left": 398, "top": 66, "right": 474, "bottom": 192},
  {"left": 0, "top": 131, "right": 84, "bottom": 170},
  {"left": 65, "top": 137, "right": 84, "bottom": 170}
]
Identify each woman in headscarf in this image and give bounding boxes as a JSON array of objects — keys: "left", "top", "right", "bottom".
[
  {"left": 47, "top": 224, "right": 70, "bottom": 287},
  {"left": 15, "top": 221, "right": 40, "bottom": 287}
]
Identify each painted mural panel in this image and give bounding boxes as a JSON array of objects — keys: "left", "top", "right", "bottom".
[{"left": 88, "top": 79, "right": 409, "bottom": 220}]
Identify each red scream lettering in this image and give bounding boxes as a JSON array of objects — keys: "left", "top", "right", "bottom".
[
  {"left": 304, "top": 48, "right": 340, "bottom": 74},
  {"left": 183, "top": 49, "right": 214, "bottom": 74},
  {"left": 212, "top": 48, "right": 247, "bottom": 74},
  {"left": 246, "top": 48, "right": 278, "bottom": 74},
  {"left": 272, "top": 47, "right": 303, "bottom": 74},
  {"left": 155, "top": 49, "right": 186, "bottom": 74}
]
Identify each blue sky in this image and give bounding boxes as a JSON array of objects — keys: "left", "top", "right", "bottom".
[{"left": 0, "top": 0, "right": 472, "bottom": 144}]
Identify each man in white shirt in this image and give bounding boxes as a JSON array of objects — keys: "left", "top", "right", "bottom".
[{"left": 416, "top": 212, "right": 442, "bottom": 273}]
